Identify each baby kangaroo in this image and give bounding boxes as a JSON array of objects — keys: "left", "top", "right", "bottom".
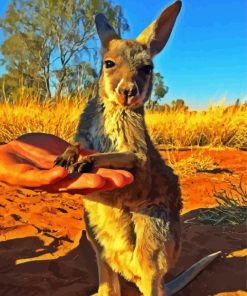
[{"left": 54, "top": 1, "right": 221, "bottom": 295}]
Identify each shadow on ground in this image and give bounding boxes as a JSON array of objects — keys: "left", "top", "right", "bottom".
[
  {"left": 0, "top": 209, "right": 246, "bottom": 296},
  {"left": 0, "top": 232, "right": 98, "bottom": 296}
]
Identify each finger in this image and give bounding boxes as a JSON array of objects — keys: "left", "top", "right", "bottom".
[
  {"left": 81, "top": 170, "right": 134, "bottom": 194},
  {"left": 13, "top": 165, "right": 68, "bottom": 187},
  {"left": 46, "top": 169, "right": 133, "bottom": 194},
  {"left": 95, "top": 168, "right": 134, "bottom": 187},
  {"left": 111, "top": 169, "right": 134, "bottom": 185},
  {"left": 48, "top": 173, "right": 105, "bottom": 192}
]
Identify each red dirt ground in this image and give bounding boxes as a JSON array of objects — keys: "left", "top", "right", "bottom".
[{"left": 0, "top": 148, "right": 246, "bottom": 296}]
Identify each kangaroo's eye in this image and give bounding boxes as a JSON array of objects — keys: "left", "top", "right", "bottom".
[
  {"left": 104, "top": 60, "right": 116, "bottom": 68},
  {"left": 141, "top": 65, "right": 153, "bottom": 75}
]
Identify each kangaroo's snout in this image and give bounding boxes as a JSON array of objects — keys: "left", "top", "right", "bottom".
[
  {"left": 120, "top": 84, "right": 138, "bottom": 99},
  {"left": 116, "top": 79, "right": 139, "bottom": 106}
]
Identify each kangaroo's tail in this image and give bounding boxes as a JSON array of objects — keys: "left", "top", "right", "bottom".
[{"left": 165, "top": 251, "right": 222, "bottom": 296}]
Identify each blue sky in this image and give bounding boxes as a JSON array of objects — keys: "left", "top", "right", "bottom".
[
  {"left": 115, "top": 0, "right": 247, "bottom": 108},
  {"left": 0, "top": 0, "right": 246, "bottom": 109}
]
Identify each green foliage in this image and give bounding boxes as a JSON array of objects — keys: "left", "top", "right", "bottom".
[
  {"left": 171, "top": 99, "right": 188, "bottom": 111},
  {"left": 0, "top": 0, "right": 129, "bottom": 100},
  {"left": 146, "top": 72, "right": 168, "bottom": 110}
]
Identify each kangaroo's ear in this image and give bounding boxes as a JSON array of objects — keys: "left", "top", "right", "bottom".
[
  {"left": 95, "top": 14, "right": 120, "bottom": 48},
  {"left": 136, "top": 1, "right": 181, "bottom": 57}
]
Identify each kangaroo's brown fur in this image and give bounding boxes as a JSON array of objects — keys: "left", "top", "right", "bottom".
[{"left": 54, "top": 2, "right": 195, "bottom": 295}]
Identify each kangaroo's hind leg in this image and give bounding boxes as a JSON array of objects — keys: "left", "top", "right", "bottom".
[
  {"left": 136, "top": 252, "right": 167, "bottom": 296},
  {"left": 139, "top": 274, "right": 166, "bottom": 296},
  {"left": 85, "top": 214, "right": 121, "bottom": 296},
  {"left": 91, "top": 256, "right": 121, "bottom": 296}
]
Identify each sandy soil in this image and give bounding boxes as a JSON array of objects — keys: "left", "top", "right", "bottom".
[{"left": 0, "top": 148, "right": 246, "bottom": 296}]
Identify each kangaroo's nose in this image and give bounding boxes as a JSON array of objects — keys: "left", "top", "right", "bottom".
[{"left": 119, "top": 83, "right": 138, "bottom": 100}]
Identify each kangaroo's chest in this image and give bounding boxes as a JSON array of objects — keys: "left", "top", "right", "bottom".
[
  {"left": 81, "top": 102, "right": 147, "bottom": 155},
  {"left": 88, "top": 111, "right": 121, "bottom": 152}
]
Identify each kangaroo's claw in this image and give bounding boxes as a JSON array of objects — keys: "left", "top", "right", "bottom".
[
  {"left": 53, "top": 143, "right": 81, "bottom": 172},
  {"left": 72, "top": 157, "right": 94, "bottom": 173},
  {"left": 53, "top": 153, "right": 77, "bottom": 169}
]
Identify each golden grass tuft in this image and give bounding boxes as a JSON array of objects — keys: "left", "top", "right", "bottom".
[
  {"left": 167, "top": 151, "right": 218, "bottom": 176},
  {"left": 145, "top": 104, "right": 247, "bottom": 148},
  {"left": 0, "top": 96, "right": 246, "bottom": 149},
  {"left": 0, "top": 95, "right": 86, "bottom": 143}
]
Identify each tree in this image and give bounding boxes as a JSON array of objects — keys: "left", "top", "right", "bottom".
[
  {"left": 0, "top": 32, "right": 48, "bottom": 99},
  {"left": 0, "top": 0, "right": 129, "bottom": 100},
  {"left": 234, "top": 98, "right": 240, "bottom": 107},
  {"left": 170, "top": 99, "right": 188, "bottom": 111},
  {"left": 146, "top": 72, "right": 168, "bottom": 110}
]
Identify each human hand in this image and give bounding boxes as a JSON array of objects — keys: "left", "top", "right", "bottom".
[{"left": 0, "top": 133, "right": 134, "bottom": 193}]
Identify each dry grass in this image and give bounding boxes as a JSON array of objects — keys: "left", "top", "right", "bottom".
[
  {"left": 184, "top": 179, "right": 247, "bottom": 225},
  {"left": 145, "top": 104, "right": 247, "bottom": 148},
  {"left": 197, "top": 180, "right": 247, "bottom": 225},
  {"left": 0, "top": 96, "right": 247, "bottom": 149},
  {"left": 0, "top": 95, "right": 86, "bottom": 143},
  {"left": 167, "top": 151, "right": 218, "bottom": 176}
]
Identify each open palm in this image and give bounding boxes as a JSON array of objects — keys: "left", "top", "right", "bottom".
[{"left": 0, "top": 133, "right": 133, "bottom": 193}]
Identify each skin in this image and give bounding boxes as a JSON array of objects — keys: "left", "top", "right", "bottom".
[{"left": 0, "top": 133, "right": 134, "bottom": 193}]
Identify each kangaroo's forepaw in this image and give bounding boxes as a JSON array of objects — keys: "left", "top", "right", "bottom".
[
  {"left": 53, "top": 154, "right": 77, "bottom": 169},
  {"left": 53, "top": 144, "right": 80, "bottom": 172},
  {"left": 72, "top": 157, "right": 94, "bottom": 173}
]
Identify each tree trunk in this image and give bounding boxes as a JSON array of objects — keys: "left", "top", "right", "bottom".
[{"left": 55, "top": 80, "right": 64, "bottom": 99}]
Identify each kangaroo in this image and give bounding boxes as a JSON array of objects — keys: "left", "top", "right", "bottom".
[{"left": 54, "top": 1, "right": 221, "bottom": 295}]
